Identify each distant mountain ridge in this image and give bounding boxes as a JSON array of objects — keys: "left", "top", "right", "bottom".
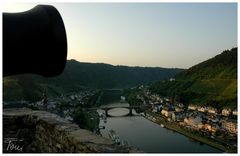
[
  {"left": 52, "top": 60, "right": 183, "bottom": 88},
  {"left": 150, "top": 47, "right": 237, "bottom": 109},
  {"left": 3, "top": 60, "right": 183, "bottom": 101}
]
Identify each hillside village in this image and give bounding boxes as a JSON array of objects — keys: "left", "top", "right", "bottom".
[
  {"left": 3, "top": 89, "right": 101, "bottom": 130},
  {"left": 133, "top": 87, "right": 237, "bottom": 148}
]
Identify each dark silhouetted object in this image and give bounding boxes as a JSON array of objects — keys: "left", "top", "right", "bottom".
[{"left": 3, "top": 5, "right": 67, "bottom": 77}]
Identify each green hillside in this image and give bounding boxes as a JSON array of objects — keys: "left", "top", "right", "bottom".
[
  {"left": 48, "top": 60, "right": 183, "bottom": 89},
  {"left": 150, "top": 48, "right": 237, "bottom": 109},
  {"left": 3, "top": 60, "right": 183, "bottom": 102}
]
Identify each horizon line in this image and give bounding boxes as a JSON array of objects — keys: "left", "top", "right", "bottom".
[{"left": 67, "top": 59, "right": 187, "bottom": 69}]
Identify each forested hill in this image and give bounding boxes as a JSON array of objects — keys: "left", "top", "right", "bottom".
[
  {"left": 51, "top": 60, "right": 183, "bottom": 88},
  {"left": 176, "top": 47, "right": 237, "bottom": 80},
  {"left": 3, "top": 60, "right": 183, "bottom": 101},
  {"left": 150, "top": 47, "right": 237, "bottom": 109}
]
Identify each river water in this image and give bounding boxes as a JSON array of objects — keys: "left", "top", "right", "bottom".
[{"left": 97, "top": 102, "right": 222, "bottom": 153}]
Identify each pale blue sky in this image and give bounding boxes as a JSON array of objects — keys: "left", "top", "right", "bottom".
[{"left": 3, "top": 3, "right": 237, "bottom": 68}]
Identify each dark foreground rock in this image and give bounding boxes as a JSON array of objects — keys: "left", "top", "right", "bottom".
[{"left": 3, "top": 108, "right": 142, "bottom": 153}]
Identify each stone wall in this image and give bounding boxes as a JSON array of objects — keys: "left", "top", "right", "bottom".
[{"left": 3, "top": 108, "right": 141, "bottom": 153}]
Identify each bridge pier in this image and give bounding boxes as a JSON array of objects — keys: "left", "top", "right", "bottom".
[
  {"left": 104, "top": 109, "right": 109, "bottom": 117},
  {"left": 128, "top": 107, "right": 133, "bottom": 116}
]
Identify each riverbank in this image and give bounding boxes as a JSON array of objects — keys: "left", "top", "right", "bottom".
[{"left": 144, "top": 111, "right": 237, "bottom": 153}]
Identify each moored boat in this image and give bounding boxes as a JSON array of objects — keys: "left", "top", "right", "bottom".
[{"left": 109, "top": 129, "right": 121, "bottom": 144}]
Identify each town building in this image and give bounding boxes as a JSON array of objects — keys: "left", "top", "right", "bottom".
[
  {"left": 222, "top": 108, "right": 231, "bottom": 116},
  {"left": 161, "top": 109, "right": 169, "bottom": 117},
  {"left": 208, "top": 117, "right": 219, "bottom": 123},
  {"left": 152, "top": 105, "right": 161, "bottom": 113},
  {"left": 177, "top": 103, "right": 184, "bottom": 108},
  {"left": 174, "top": 112, "right": 185, "bottom": 122},
  {"left": 232, "top": 109, "right": 238, "bottom": 116},
  {"left": 222, "top": 119, "right": 237, "bottom": 134},
  {"left": 197, "top": 106, "right": 206, "bottom": 113},
  {"left": 203, "top": 122, "right": 219, "bottom": 133},
  {"left": 164, "top": 97, "right": 170, "bottom": 102},
  {"left": 184, "top": 116, "right": 203, "bottom": 129},
  {"left": 207, "top": 106, "right": 217, "bottom": 115},
  {"left": 161, "top": 107, "right": 174, "bottom": 118},
  {"left": 188, "top": 104, "right": 197, "bottom": 111},
  {"left": 175, "top": 106, "right": 183, "bottom": 112},
  {"left": 203, "top": 123, "right": 212, "bottom": 131}
]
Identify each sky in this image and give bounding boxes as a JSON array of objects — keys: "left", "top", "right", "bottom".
[{"left": 3, "top": 3, "right": 237, "bottom": 69}]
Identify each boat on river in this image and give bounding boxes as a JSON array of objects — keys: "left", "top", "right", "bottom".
[{"left": 109, "top": 129, "right": 121, "bottom": 144}]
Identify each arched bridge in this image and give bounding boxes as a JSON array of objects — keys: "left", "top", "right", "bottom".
[{"left": 88, "top": 105, "right": 149, "bottom": 117}]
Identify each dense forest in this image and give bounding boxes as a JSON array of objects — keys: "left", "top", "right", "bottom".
[
  {"left": 3, "top": 60, "right": 183, "bottom": 102},
  {"left": 149, "top": 47, "right": 237, "bottom": 109}
]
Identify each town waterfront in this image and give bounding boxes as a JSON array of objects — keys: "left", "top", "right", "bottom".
[{"left": 97, "top": 102, "right": 222, "bottom": 153}]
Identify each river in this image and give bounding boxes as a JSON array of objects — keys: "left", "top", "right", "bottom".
[{"left": 97, "top": 102, "right": 222, "bottom": 153}]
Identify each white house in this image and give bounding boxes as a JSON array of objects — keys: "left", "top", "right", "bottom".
[
  {"left": 197, "top": 106, "right": 206, "bottom": 113},
  {"left": 188, "top": 104, "right": 197, "bottom": 110},
  {"left": 207, "top": 107, "right": 217, "bottom": 115},
  {"left": 222, "top": 108, "right": 231, "bottom": 116},
  {"left": 232, "top": 109, "right": 238, "bottom": 116}
]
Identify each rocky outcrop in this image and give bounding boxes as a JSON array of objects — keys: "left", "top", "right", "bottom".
[{"left": 3, "top": 108, "right": 141, "bottom": 153}]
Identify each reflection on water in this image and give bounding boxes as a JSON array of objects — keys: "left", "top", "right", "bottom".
[
  {"left": 98, "top": 102, "right": 222, "bottom": 153},
  {"left": 108, "top": 108, "right": 129, "bottom": 116}
]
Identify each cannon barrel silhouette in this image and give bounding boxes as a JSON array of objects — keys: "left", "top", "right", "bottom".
[{"left": 3, "top": 5, "right": 67, "bottom": 77}]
